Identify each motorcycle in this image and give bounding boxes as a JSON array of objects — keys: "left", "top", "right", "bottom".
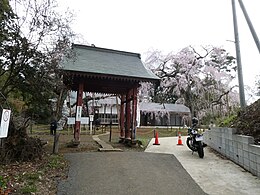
[{"left": 186, "top": 117, "right": 206, "bottom": 158}]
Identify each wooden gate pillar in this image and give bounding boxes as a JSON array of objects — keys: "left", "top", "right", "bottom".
[
  {"left": 74, "top": 82, "right": 84, "bottom": 143},
  {"left": 125, "top": 90, "right": 131, "bottom": 140},
  {"left": 119, "top": 94, "right": 125, "bottom": 140},
  {"left": 131, "top": 87, "right": 138, "bottom": 140}
]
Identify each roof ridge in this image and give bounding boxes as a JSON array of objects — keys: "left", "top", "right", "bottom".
[{"left": 72, "top": 43, "right": 141, "bottom": 59}]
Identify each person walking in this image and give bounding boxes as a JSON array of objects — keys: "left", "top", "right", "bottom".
[{"left": 50, "top": 119, "right": 57, "bottom": 135}]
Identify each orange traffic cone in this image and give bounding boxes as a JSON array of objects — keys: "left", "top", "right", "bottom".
[
  {"left": 153, "top": 131, "right": 160, "bottom": 145},
  {"left": 177, "top": 132, "right": 183, "bottom": 145}
]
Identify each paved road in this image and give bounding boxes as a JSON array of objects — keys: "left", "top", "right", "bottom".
[
  {"left": 145, "top": 136, "right": 260, "bottom": 195},
  {"left": 57, "top": 152, "right": 207, "bottom": 195}
]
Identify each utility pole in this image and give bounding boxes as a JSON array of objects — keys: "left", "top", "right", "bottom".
[
  {"left": 231, "top": 0, "right": 246, "bottom": 108},
  {"left": 237, "top": 0, "right": 260, "bottom": 54}
]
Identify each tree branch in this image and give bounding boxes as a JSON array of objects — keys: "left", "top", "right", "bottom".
[{"left": 211, "top": 85, "right": 238, "bottom": 105}]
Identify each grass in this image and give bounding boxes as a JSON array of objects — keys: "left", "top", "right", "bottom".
[
  {"left": 16, "top": 172, "right": 40, "bottom": 194},
  {"left": 29, "top": 124, "right": 206, "bottom": 150},
  {"left": 0, "top": 175, "right": 7, "bottom": 189},
  {"left": 23, "top": 172, "right": 41, "bottom": 181},
  {"left": 28, "top": 124, "right": 196, "bottom": 136},
  {"left": 21, "top": 184, "right": 37, "bottom": 193},
  {"left": 47, "top": 154, "right": 67, "bottom": 169},
  {"left": 135, "top": 127, "right": 187, "bottom": 148},
  {"left": 97, "top": 126, "right": 194, "bottom": 149},
  {"left": 10, "top": 154, "right": 68, "bottom": 194}
]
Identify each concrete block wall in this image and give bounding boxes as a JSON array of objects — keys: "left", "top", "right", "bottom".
[{"left": 204, "top": 127, "right": 260, "bottom": 178}]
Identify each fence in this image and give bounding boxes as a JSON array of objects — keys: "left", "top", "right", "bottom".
[{"left": 203, "top": 127, "right": 260, "bottom": 178}]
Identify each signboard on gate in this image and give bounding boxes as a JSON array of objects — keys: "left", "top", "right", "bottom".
[
  {"left": 76, "top": 106, "right": 82, "bottom": 122},
  {"left": 89, "top": 115, "right": 94, "bottom": 122},
  {"left": 67, "top": 117, "right": 75, "bottom": 125},
  {"left": 67, "top": 117, "right": 89, "bottom": 125},
  {"left": 0, "top": 109, "right": 11, "bottom": 138}
]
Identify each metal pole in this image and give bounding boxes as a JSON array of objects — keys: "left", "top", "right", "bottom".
[
  {"left": 231, "top": 0, "right": 246, "bottom": 108},
  {"left": 238, "top": 0, "right": 260, "bottom": 54}
]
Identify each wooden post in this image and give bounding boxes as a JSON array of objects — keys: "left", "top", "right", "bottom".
[
  {"left": 53, "top": 133, "right": 60, "bottom": 154},
  {"left": 109, "top": 121, "right": 112, "bottom": 142},
  {"left": 109, "top": 105, "right": 112, "bottom": 142},
  {"left": 116, "top": 96, "right": 121, "bottom": 133},
  {"left": 125, "top": 90, "right": 131, "bottom": 140},
  {"left": 120, "top": 94, "right": 125, "bottom": 140},
  {"left": 103, "top": 104, "right": 107, "bottom": 133},
  {"left": 74, "top": 82, "right": 84, "bottom": 144},
  {"left": 131, "top": 87, "right": 138, "bottom": 140}
]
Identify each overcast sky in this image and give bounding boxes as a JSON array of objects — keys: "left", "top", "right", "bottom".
[{"left": 58, "top": 0, "right": 260, "bottom": 102}]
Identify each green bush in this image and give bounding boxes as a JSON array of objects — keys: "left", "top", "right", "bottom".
[{"left": 218, "top": 114, "right": 237, "bottom": 127}]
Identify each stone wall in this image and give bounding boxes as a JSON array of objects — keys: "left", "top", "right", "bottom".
[{"left": 203, "top": 127, "right": 260, "bottom": 178}]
